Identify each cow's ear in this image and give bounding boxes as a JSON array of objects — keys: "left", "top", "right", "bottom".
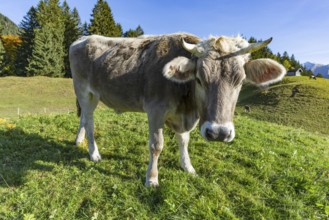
[
  {"left": 163, "top": 56, "right": 196, "bottom": 83},
  {"left": 244, "top": 58, "right": 286, "bottom": 86}
]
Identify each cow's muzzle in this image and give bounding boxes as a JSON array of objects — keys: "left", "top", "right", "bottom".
[{"left": 201, "top": 121, "right": 235, "bottom": 142}]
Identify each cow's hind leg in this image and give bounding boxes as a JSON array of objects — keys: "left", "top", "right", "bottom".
[
  {"left": 76, "top": 99, "right": 86, "bottom": 146},
  {"left": 77, "top": 91, "right": 101, "bottom": 162},
  {"left": 145, "top": 110, "right": 165, "bottom": 187},
  {"left": 176, "top": 132, "right": 196, "bottom": 175}
]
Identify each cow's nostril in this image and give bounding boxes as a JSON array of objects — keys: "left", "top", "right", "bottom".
[
  {"left": 205, "top": 128, "right": 218, "bottom": 140},
  {"left": 218, "top": 127, "right": 231, "bottom": 141}
]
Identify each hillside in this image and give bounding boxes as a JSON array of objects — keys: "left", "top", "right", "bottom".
[
  {"left": 0, "top": 13, "right": 19, "bottom": 35},
  {"left": 237, "top": 76, "right": 329, "bottom": 135},
  {"left": 0, "top": 108, "right": 328, "bottom": 219},
  {"left": 0, "top": 76, "right": 75, "bottom": 118}
]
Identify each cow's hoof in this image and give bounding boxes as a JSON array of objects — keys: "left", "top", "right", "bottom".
[
  {"left": 182, "top": 166, "right": 196, "bottom": 176},
  {"left": 90, "top": 153, "right": 101, "bottom": 162},
  {"left": 188, "top": 169, "right": 197, "bottom": 176},
  {"left": 145, "top": 180, "right": 159, "bottom": 187}
]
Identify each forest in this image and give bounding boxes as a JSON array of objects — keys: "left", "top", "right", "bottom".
[{"left": 0, "top": 0, "right": 312, "bottom": 78}]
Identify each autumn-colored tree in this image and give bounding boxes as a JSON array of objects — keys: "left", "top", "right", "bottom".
[{"left": 0, "top": 35, "right": 21, "bottom": 76}]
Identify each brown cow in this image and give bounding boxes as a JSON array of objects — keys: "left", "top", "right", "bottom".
[{"left": 69, "top": 33, "right": 286, "bottom": 186}]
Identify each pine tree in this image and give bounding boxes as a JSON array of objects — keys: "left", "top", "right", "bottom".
[
  {"left": 27, "top": 0, "right": 65, "bottom": 77},
  {"left": 62, "top": 1, "right": 83, "bottom": 77},
  {"left": 88, "top": 0, "right": 122, "bottom": 37},
  {"left": 282, "top": 51, "right": 289, "bottom": 61},
  {"left": 26, "top": 25, "right": 53, "bottom": 76},
  {"left": 16, "top": 6, "right": 39, "bottom": 76},
  {"left": 123, "top": 25, "right": 144, "bottom": 37},
  {"left": 82, "top": 22, "right": 89, "bottom": 36},
  {"left": 248, "top": 37, "right": 273, "bottom": 60}
]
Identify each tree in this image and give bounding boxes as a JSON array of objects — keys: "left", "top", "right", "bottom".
[
  {"left": 62, "top": 1, "right": 83, "bottom": 77},
  {"left": 27, "top": 0, "right": 65, "bottom": 77},
  {"left": 15, "top": 6, "right": 39, "bottom": 76},
  {"left": 82, "top": 22, "right": 89, "bottom": 36},
  {"left": 88, "top": 0, "right": 122, "bottom": 37},
  {"left": 301, "top": 69, "right": 313, "bottom": 77},
  {"left": 282, "top": 59, "right": 292, "bottom": 70},
  {"left": 0, "top": 35, "right": 21, "bottom": 76},
  {"left": 248, "top": 37, "right": 273, "bottom": 60},
  {"left": 27, "top": 24, "right": 63, "bottom": 77},
  {"left": 289, "top": 54, "right": 300, "bottom": 70},
  {"left": 123, "top": 25, "right": 144, "bottom": 37},
  {"left": 282, "top": 51, "right": 289, "bottom": 62}
]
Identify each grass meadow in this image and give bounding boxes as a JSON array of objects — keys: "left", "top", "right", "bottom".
[
  {"left": 237, "top": 76, "right": 329, "bottom": 135},
  {"left": 0, "top": 76, "right": 329, "bottom": 219},
  {"left": 0, "top": 76, "right": 75, "bottom": 118}
]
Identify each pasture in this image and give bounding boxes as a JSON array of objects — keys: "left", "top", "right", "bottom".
[
  {"left": 0, "top": 76, "right": 329, "bottom": 219},
  {"left": 238, "top": 76, "right": 329, "bottom": 135},
  {"left": 0, "top": 76, "right": 75, "bottom": 118}
]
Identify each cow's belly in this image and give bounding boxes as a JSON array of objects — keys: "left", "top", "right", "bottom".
[
  {"left": 99, "top": 92, "right": 145, "bottom": 113},
  {"left": 94, "top": 70, "right": 145, "bottom": 113}
]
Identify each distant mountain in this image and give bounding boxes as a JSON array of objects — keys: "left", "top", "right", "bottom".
[
  {"left": 0, "top": 13, "right": 19, "bottom": 35},
  {"left": 303, "top": 62, "right": 329, "bottom": 79}
]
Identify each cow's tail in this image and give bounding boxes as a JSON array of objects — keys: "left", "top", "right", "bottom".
[{"left": 76, "top": 98, "right": 81, "bottom": 117}]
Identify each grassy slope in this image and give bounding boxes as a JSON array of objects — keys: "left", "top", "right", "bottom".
[
  {"left": 237, "top": 76, "right": 329, "bottom": 135},
  {"left": 0, "top": 76, "right": 75, "bottom": 118},
  {"left": 0, "top": 110, "right": 328, "bottom": 219},
  {"left": 0, "top": 76, "right": 328, "bottom": 219}
]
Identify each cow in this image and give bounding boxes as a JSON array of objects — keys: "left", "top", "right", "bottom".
[
  {"left": 310, "top": 75, "right": 317, "bottom": 80},
  {"left": 69, "top": 33, "right": 286, "bottom": 186}
]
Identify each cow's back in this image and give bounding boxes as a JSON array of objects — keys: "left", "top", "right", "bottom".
[{"left": 69, "top": 33, "right": 200, "bottom": 113}]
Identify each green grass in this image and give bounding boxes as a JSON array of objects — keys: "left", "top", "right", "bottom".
[
  {"left": 0, "top": 109, "right": 328, "bottom": 219},
  {"left": 0, "top": 76, "right": 329, "bottom": 219},
  {"left": 237, "top": 76, "right": 329, "bottom": 135},
  {"left": 0, "top": 76, "right": 76, "bottom": 118}
]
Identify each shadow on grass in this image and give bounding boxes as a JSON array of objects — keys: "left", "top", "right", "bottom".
[{"left": 0, "top": 127, "right": 136, "bottom": 188}]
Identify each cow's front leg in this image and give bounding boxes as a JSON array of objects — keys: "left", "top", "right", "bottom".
[
  {"left": 176, "top": 132, "right": 196, "bottom": 175},
  {"left": 145, "top": 112, "right": 164, "bottom": 187}
]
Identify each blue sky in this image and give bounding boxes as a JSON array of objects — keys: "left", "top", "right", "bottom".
[{"left": 1, "top": 0, "right": 328, "bottom": 64}]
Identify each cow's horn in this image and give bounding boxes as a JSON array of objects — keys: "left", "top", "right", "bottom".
[
  {"left": 236, "top": 37, "right": 273, "bottom": 55},
  {"left": 182, "top": 38, "right": 203, "bottom": 57}
]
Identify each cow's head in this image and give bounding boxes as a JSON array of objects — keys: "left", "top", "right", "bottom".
[{"left": 163, "top": 36, "right": 286, "bottom": 142}]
